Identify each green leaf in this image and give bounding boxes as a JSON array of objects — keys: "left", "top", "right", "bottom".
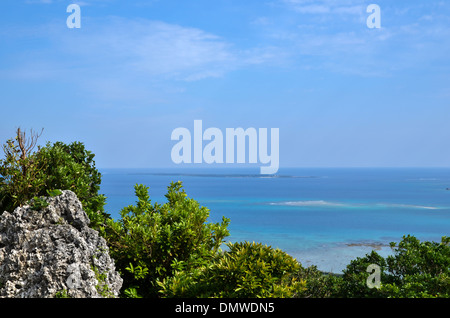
[{"left": 46, "top": 189, "right": 62, "bottom": 197}]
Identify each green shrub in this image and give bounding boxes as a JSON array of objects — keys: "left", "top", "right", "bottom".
[
  {"left": 104, "top": 182, "right": 230, "bottom": 298},
  {"left": 292, "top": 265, "right": 342, "bottom": 298},
  {"left": 0, "top": 129, "right": 46, "bottom": 212},
  {"left": 30, "top": 196, "right": 50, "bottom": 211},
  {"left": 35, "top": 141, "right": 108, "bottom": 228},
  {"left": 382, "top": 235, "right": 450, "bottom": 298},
  {"left": 183, "top": 241, "right": 307, "bottom": 298},
  {"left": 337, "top": 250, "right": 389, "bottom": 298},
  {"left": 0, "top": 129, "right": 107, "bottom": 228},
  {"left": 338, "top": 235, "right": 450, "bottom": 298}
]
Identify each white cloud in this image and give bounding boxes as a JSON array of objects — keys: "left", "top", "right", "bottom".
[
  {"left": 1, "top": 16, "right": 283, "bottom": 106},
  {"left": 10, "top": 17, "right": 282, "bottom": 83},
  {"left": 269, "top": 0, "right": 450, "bottom": 76},
  {"left": 293, "top": 5, "right": 330, "bottom": 14},
  {"left": 58, "top": 18, "right": 239, "bottom": 81},
  {"left": 5, "top": 2, "right": 450, "bottom": 90},
  {"left": 25, "top": 0, "right": 109, "bottom": 5},
  {"left": 282, "top": 0, "right": 365, "bottom": 15},
  {"left": 251, "top": 17, "right": 272, "bottom": 26},
  {"left": 25, "top": 0, "right": 54, "bottom": 3}
]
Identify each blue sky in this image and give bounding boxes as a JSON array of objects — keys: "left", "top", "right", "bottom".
[{"left": 1, "top": 0, "right": 449, "bottom": 169}]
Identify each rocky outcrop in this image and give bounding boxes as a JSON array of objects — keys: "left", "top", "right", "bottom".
[{"left": 0, "top": 190, "right": 122, "bottom": 298}]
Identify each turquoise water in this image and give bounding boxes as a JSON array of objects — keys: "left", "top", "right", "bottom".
[{"left": 99, "top": 168, "right": 450, "bottom": 273}]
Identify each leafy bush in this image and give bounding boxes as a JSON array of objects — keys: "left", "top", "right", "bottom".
[
  {"left": 104, "top": 182, "right": 324, "bottom": 298},
  {"left": 292, "top": 265, "right": 342, "bottom": 298},
  {"left": 382, "top": 235, "right": 450, "bottom": 298},
  {"left": 338, "top": 235, "right": 450, "bottom": 298},
  {"left": 337, "top": 250, "right": 389, "bottom": 297},
  {"left": 0, "top": 129, "right": 107, "bottom": 228},
  {"left": 0, "top": 129, "right": 46, "bottom": 212},
  {"left": 186, "top": 241, "right": 307, "bottom": 298},
  {"left": 104, "top": 182, "right": 230, "bottom": 298},
  {"left": 35, "top": 141, "right": 108, "bottom": 227}
]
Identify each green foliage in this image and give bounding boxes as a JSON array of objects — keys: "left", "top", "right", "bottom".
[
  {"left": 123, "top": 287, "right": 141, "bottom": 298},
  {"left": 337, "top": 235, "right": 450, "bottom": 298},
  {"left": 54, "top": 289, "right": 71, "bottom": 298},
  {"left": 126, "top": 262, "right": 149, "bottom": 280},
  {"left": 0, "top": 131, "right": 47, "bottom": 212},
  {"left": 30, "top": 196, "right": 50, "bottom": 211},
  {"left": 46, "top": 189, "right": 62, "bottom": 197},
  {"left": 0, "top": 130, "right": 107, "bottom": 229},
  {"left": 91, "top": 264, "right": 115, "bottom": 298},
  {"left": 28, "top": 189, "right": 62, "bottom": 211},
  {"left": 35, "top": 141, "right": 108, "bottom": 228},
  {"left": 182, "top": 241, "right": 307, "bottom": 298},
  {"left": 381, "top": 235, "right": 450, "bottom": 298},
  {"left": 337, "top": 250, "right": 389, "bottom": 297},
  {"left": 104, "top": 181, "right": 230, "bottom": 298},
  {"left": 292, "top": 265, "right": 342, "bottom": 298}
]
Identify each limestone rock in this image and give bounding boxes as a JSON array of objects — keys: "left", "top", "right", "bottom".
[{"left": 0, "top": 190, "right": 122, "bottom": 298}]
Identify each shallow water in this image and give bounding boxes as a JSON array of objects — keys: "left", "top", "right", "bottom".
[{"left": 100, "top": 167, "right": 450, "bottom": 273}]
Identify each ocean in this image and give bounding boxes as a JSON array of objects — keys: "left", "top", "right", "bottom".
[{"left": 99, "top": 167, "right": 450, "bottom": 273}]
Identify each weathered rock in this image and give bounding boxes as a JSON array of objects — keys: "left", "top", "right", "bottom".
[{"left": 0, "top": 190, "right": 122, "bottom": 298}]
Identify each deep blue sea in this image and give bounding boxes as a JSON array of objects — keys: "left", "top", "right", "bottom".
[{"left": 99, "top": 168, "right": 450, "bottom": 273}]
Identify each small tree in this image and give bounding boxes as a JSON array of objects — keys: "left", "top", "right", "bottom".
[
  {"left": 186, "top": 241, "right": 307, "bottom": 298},
  {"left": 382, "top": 235, "right": 450, "bottom": 297},
  {"left": 338, "top": 235, "right": 450, "bottom": 298},
  {"left": 104, "top": 182, "right": 230, "bottom": 298},
  {"left": 338, "top": 250, "right": 389, "bottom": 298},
  {"left": 35, "top": 141, "right": 108, "bottom": 227},
  {"left": 0, "top": 129, "right": 107, "bottom": 228},
  {"left": 0, "top": 128, "right": 45, "bottom": 213}
]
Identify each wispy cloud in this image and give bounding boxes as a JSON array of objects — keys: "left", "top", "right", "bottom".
[
  {"left": 8, "top": 17, "right": 279, "bottom": 78},
  {"left": 5, "top": 1, "right": 450, "bottom": 84},
  {"left": 281, "top": 0, "right": 365, "bottom": 16},
  {"left": 1, "top": 16, "right": 281, "bottom": 106},
  {"left": 261, "top": 0, "right": 450, "bottom": 76},
  {"left": 25, "top": 0, "right": 110, "bottom": 5},
  {"left": 25, "top": 0, "right": 54, "bottom": 3}
]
